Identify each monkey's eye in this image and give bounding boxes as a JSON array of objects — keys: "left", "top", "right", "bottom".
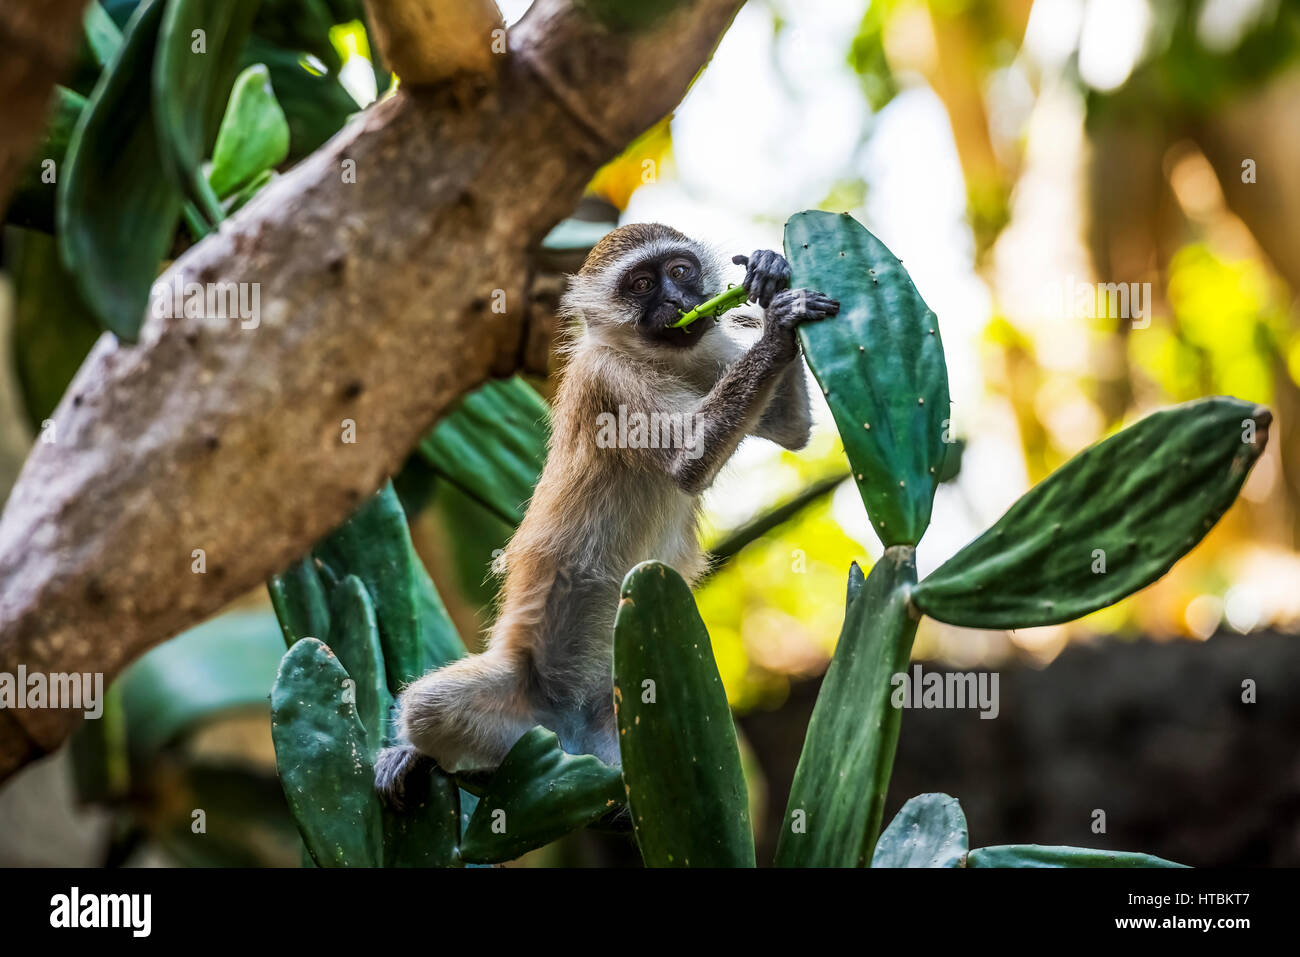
[
  {"left": 668, "top": 260, "right": 696, "bottom": 281},
  {"left": 630, "top": 275, "right": 654, "bottom": 294}
]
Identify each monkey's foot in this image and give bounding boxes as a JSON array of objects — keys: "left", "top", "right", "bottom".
[{"left": 374, "top": 744, "right": 436, "bottom": 812}]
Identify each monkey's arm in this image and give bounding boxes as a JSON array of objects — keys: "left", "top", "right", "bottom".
[
  {"left": 729, "top": 250, "right": 813, "bottom": 451},
  {"left": 751, "top": 358, "right": 812, "bottom": 451},
  {"left": 668, "top": 288, "right": 837, "bottom": 494}
]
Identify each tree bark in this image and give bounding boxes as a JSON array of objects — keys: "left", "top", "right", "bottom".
[
  {"left": 363, "top": 0, "right": 506, "bottom": 85},
  {"left": 0, "top": 0, "right": 742, "bottom": 783},
  {"left": 0, "top": 0, "right": 89, "bottom": 215}
]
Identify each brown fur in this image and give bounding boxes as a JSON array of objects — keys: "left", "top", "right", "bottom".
[{"left": 382, "top": 226, "right": 816, "bottom": 775}]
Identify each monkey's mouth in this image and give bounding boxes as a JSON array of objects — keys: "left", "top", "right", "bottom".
[{"left": 646, "top": 302, "right": 713, "bottom": 347}]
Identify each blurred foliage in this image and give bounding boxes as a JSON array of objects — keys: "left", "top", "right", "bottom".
[
  {"left": 1086, "top": 0, "right": 1300, "bottom": 123},
  {"left": 1130, "top": 244, "right": 1291, "bottom": 406}
]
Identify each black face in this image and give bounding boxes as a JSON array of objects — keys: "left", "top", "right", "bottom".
[{"left": 620, "top": 252, "right": 714, "bottom": 348}]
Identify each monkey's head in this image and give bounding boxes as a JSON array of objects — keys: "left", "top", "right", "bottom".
[{"left": 560, "top": 223, "right": 726, "bottom": 350}]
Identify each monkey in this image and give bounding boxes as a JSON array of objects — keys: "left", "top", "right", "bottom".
[{"left": 376, "top": 223, "right": 838, "bottom": 808}]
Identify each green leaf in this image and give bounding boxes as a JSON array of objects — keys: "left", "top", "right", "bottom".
[
  {"left": 912, "top": 398, "right": 1271, "bottom": 629},
  {"left": 154, "top": 0, "right": 261, "bottom": 224},
  {"left": 58, "top": 0, "right": 183, "bottom": 340},
  {"left": 871, "top": 793, "right": 968, "bottom": 868},
  {"left": 413, "top": 557, "right": 469, "bottom": 670},
  {"left": 430, "top": 482, "right": 515, "bottom": 613},
  {"left": 314, "top": 484, "right": 432, "bottom": 692},
  {"left": 845, "top": 559, "right": 865, "bottom": 612},
  {"left": 208, "top": 63, "right": 290, "bottom": 199},
  {"left": 327, "top": 575, "right": 392, "bottom": 754},
  {"left": 116, "top": 610, "right": 286, "bottom": 763},
  {"left": 614, "top": 562, "right": 755, "bottom": 867},
  {"left": 784, "top": 210, "right": 950, "bottom": 546},
  {"left": 967, "top": 845, "right": 1188, "bottom": 868},
  {"left": 774, "top": 550, "right": 919, "bottom": 867},
  {"left": 83, "top": 2, "right": 125, "bottom": 68},
  {"left": 8, "top": 230, "right": 102, "bottom": 426},
  {"left": 271, "top": 638, "right": 383, "bottom": 867},
  {"left": 460, "top": 727, "right": 624, "bottom": 865},
  {"left": 418, "top": 377, "right": 551, "bottom": 528},
  {"left": 242, "top": 36, "right": 358, "bottom": 159},
  {"left": 267, "top": 556, "right": 332, "bottom": 647},
  {"left": 382, "top": 763, "right": 462, "bottom": 867},
  {"left": 7, "top": 87, "right": 85, "bottom": 233}
]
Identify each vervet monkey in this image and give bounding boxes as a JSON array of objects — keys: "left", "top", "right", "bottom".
[{"left": 377, "top": 223, "right": 838, "bottom": 806}]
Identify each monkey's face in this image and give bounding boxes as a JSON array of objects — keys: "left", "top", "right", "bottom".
[{"left": 620, "top": 252, "right": 714, "bottom": 348}]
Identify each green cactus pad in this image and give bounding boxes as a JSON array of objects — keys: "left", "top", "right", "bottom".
[
  {"left": 460, "top": 727, "right": 624, "bottom": 865},
  {"left": 614, "top": 562, "right": 755, "bottom": 867},
  {"left": 912, "top": 397, "right": 1271, "bottom": 629},
  {"left": 270, "top": 638, "right": 383, "bottom": 867},
  {"left": 328, "top": 576, "right": 393, "bottom": 754},
  {"left": 268, "top": 556, "right": 332, "bottom": 648},
  {"left": 966, "top": 845, "right": 1187, "bottom": 868},
  {"left": 775, "top": 549, "right": 919, "bottom": 867},
  {"left": 784, "top": 210, "right": 950, "bottom": 546},
  {"left": 382, "top": 765, "right": 462, "bottom": 868},
  {"left": 871, "top": 793, "right": 969, "bottom": 868}
]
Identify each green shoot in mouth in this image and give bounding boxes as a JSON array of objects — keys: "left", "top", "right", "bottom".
[{"left": 670, "top": 284, "right": 751, "bottom": 329}]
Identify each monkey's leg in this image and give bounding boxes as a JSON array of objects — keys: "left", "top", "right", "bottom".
[{"left": 385, "top": 650, "right": 537, "bottom": 780}]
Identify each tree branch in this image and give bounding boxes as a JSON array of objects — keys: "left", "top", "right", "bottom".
[
  {"left": 362, "top": 0, "right": 506, "bottom": 85},
  {"left": 0, "top": 0, "right": 743, "bottom": 782}
]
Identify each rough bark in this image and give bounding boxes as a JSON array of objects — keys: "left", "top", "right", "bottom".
[
  {"left": 0, "top": 0, "right": 89, "bottom": 215},
  {"left": 363, "top": 0, "right": 507, "bottom": 85},
  {"left": 0, "top": 0, "right": 742, "bottom": 782}
]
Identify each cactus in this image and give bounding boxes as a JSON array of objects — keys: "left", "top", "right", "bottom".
[
  {"left": 613, "top": 562, "right": 755, "bottom": 867},
  {"left": 271, "top": 638, "right": 384, "bottom": 867},
  {"left": 967, "top": 845, "right": 1187, "bottom": 868},
  {"left": 269, "top": 483, "right": 466, "bottom": 867},
  {"left": 873, "top": 793, "right": 1186, "bottom": 868},
  {"left": 327, "top": 576, "right": 392, "bottom": 754},
  {"left": 775, "top": 550, "right": 918, "bottom": 867},
  {"left": 460, "top": 727, "right": 624, "bottom": 865},
  {"left": 911, "top": 398, "right": 1271, "bottom": 628},
  {"left": 870, "top": 793, "right": 968, "bottom": 868},
  {"left": 267, "top": 555, "right": 332, "bottom": 647},
  {"left": 785, "top": 210, "right": 950, "bottom": 546},
  {"left": 381, "top": 766, "right": 462, "bottom": 868}
]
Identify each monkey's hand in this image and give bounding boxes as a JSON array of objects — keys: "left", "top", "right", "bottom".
[
  {"left": 733, "top": 249, "right": 792, "bottom": 307},
  {"left": 761, "top": 288, "right": 840, "bottom": 362}
]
